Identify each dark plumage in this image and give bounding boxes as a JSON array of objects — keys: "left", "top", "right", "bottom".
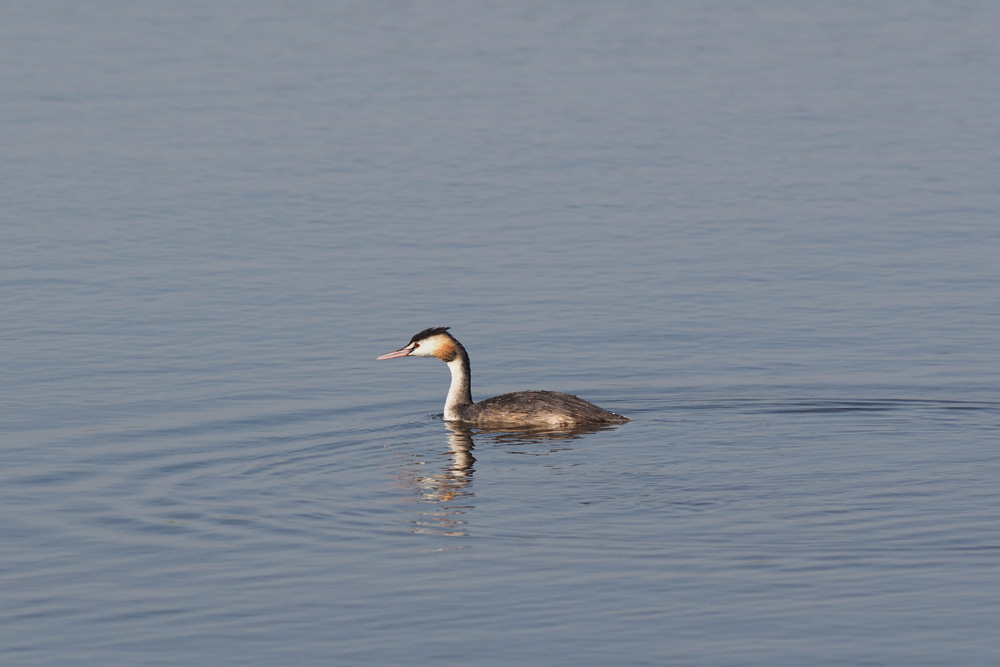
[
  {"left": 409, "top": 326, "right": 451, "bottom": 344},
  {"left": 469, "top": 390, "right": 629, "bottom": 426}
]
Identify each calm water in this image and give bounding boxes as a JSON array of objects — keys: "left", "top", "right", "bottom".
[{"left": 3, "top": 2, "right": 999, "bottom": 665}]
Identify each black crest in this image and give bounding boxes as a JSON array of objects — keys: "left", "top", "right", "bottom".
[{"left": 409, "top": 326, "right": 452, "bottom": 344}]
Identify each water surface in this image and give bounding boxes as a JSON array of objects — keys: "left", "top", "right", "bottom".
[{"left": 2, "top": 2, "right": 999, "bottom": 665}]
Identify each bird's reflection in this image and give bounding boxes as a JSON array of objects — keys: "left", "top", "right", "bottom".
[
  {"left": 402, "top": 424, "right": 475, "bottom": 538},
  {"left": 472, "top": 423, "right": 618, "bottom": 446},
  {"left": 399, "top": 422, "right": 624, "bottom": 539},
  {"left": 401, "top": 422, "right": 615, "bottom": 537}
]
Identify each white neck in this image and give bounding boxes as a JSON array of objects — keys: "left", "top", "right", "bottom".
[{"left": 443, "top": 354, "right": 473, "bottom": 420}]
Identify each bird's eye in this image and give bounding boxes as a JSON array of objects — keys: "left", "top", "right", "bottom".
[{"left": 412, "top": 343, "right": 420, "bottom": 349}]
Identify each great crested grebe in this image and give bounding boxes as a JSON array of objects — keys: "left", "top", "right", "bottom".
[{"left": 377, "top": 327, "right": 629, "bottom": 427}]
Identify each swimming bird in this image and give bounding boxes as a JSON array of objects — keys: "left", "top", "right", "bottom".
[{"left": 377, "top": 327, "right": 629, "bottom": 427}]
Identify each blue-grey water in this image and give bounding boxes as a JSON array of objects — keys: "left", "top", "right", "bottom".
[{"left": 3, "top": 2, "right": 999, "bottom": 665}]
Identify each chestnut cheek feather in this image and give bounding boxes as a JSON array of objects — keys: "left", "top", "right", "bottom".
[{"left": 437, "top": 341, "right": 457, "bottom": 362}]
